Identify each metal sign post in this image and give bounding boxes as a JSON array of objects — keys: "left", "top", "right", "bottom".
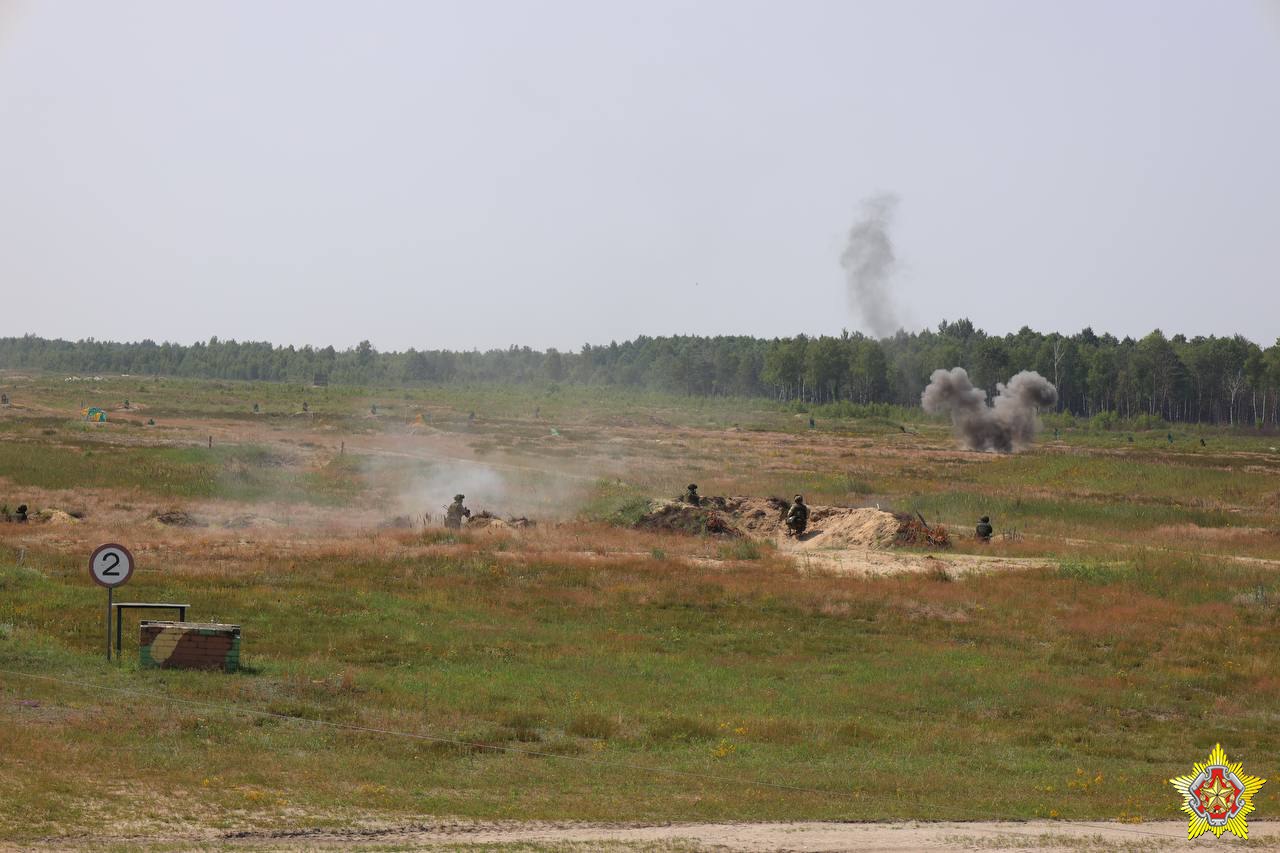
[{"left": 89, "top": 543, "right": 134, "bottom": 661}]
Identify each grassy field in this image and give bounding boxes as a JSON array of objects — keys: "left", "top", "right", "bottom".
[{"left": 2, "top": 371, "right": 1279, "bottom": 845}]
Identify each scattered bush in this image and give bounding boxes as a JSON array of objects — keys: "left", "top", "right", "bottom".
[
  {"left": 567, "top": 712, "right": 617, "bottom": 740},
  {"left": 718, "top": 539, "right": 763, "bottom": 561},
  {"left": 894, "top": 515, "right": 951, "bottom": 548}
]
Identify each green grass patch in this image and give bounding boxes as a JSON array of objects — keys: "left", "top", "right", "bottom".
[
  {"left": 581, "top": 481, "right": 652, "bottom": 525},
  {"left": 1055, "top": 559, "right": 1135, "bottom": 585},
  {"left": 0, "top": 440, "right": 363, "bottom": 503},
  {"left": 717, "top": 539, "right": 764, "bottom": 561},
  {"left": 7, "top": 544, "right": 1280, "bottom": 834}
]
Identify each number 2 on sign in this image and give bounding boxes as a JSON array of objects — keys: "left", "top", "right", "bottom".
[{"left": 89, "top": 544, "right": 133, "bottom": 588}]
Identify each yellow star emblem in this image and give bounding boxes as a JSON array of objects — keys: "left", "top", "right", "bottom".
[
  {"left": 1170, "top": 744, "right": 1266, "bottom": 840},
  {"left": 1199, "top": 775, "right": 1235, "bottom": 813}
]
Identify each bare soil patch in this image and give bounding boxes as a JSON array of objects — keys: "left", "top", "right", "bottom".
[{"left": 13, "top": 818, "right": 1276, "bottom": 851}]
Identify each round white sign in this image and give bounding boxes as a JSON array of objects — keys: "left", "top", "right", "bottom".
[{"left": 89, "top": 543, "right": 134, "bottom": 588}]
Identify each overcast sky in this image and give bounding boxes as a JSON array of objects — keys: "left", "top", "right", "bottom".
[{"left": 2, "top": 1, "right": 1277, "bottom": 352}]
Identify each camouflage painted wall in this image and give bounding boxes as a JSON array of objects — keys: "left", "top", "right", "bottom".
[{"left": 140, "top": 621, "right": 240, "bottom": 672}]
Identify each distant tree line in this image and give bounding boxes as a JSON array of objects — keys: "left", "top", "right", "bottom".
[{"left": 3, "top": 322, "right": 1279, "bottom": 426}]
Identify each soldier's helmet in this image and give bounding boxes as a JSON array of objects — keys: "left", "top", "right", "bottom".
[
  {"left": 687, "top": 484, "right": 698, "bottom": 491},
  {"left": 454, "top": 494, "right": 465, "bottom": 501},
  {"left": 980, "top": 516, "right": 990, "bottom": 523},
  {"left": 794, "top": 494, "right": 804, "bottom": 502}
]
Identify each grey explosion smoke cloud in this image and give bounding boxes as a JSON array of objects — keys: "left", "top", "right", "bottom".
[
  {"left": 921, "top": 367, "right": 1059, "bottom": 452},
  {"left": 840, "top": 193, "right": 900, "bottom": 337}
]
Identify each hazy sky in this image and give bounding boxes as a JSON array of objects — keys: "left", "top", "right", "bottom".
[{"left": 2, "top": 1, "right": 1278, "bottom": 352}]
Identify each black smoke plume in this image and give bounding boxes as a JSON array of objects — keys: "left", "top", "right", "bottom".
[
  {"left": 921, "top": 367, "right": 1058, "bottom": 452},
  {"left": 840, "top": 194, "right": 899, "bottom": 337}
]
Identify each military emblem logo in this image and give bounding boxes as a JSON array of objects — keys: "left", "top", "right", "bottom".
[{"left": 1169, "top": 744, "right": 1265, "bottom": 840}]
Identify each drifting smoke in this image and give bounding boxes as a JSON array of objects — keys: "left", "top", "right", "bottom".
[
  {"left": 373, "top": 435, "right": 599, "bottom": 523},
  {"left": 840, "top": 193, "right": 900, "bottom": 337},
  {"left": 400, "top": 460, "right": 512, "bottom": 520},
  {"left": 921, "top": 367, "right": 1058, "bottom": 452}
]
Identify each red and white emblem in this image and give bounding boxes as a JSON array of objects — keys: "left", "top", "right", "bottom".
[{"left": 1170, "top": 744, "right": 1265, "bottom": 839}]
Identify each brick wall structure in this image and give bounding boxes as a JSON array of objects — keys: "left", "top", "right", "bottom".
[{"left": 140, "top": 621, "right": 241, "bottom": 672}]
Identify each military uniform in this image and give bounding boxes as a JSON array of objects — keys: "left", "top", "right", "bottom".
[
  {"left": 976, "top": 516, "right": 993, "bottom": 542},
  {"left": 445, "top": 495, "right": 470, "bottom": 529},
  {"left": 683, "top": 484, "right": 701, "bottom": 506},
  {"left": 785, "top": 496, "right": 809, "bottom": 536}
]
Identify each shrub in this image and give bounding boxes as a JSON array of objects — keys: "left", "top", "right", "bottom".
[
  {"left": 567, "top": 712, "right": 617, "bottom": 740},
  {"left": 718, "top": 539, "right": 763, "bottom": 561}
]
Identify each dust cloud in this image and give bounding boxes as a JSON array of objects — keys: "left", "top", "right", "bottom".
[
  {"left": 366, "top": 436, "right": 599, "bottom": 524},
  {"left": 921, "top": 367, "right": 1058, "bottom": 452}
]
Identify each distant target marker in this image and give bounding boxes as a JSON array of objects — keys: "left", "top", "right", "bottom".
[{"left": 89, "top": 543, "right": 134, "bottom": 588}]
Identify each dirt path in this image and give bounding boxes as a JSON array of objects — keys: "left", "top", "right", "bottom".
[
  {"left": 783, "top": 546, "right": 1057, "bottom": 576},
  {"left": 18, "top": 819, "right": 1280, "bottom": 851}
]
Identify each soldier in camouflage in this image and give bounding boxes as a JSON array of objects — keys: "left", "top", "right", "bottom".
[
  {"left": 445, "top": 494, "right": 470, "bottom": 529},
  {"left": 976, "top": 516, "right": 993, "bottom": 542},
  {"left": 683, "top": 484, "right": 701, "bottom": 506},
  {"left": 785, "top": 495, "right": 809, "bottom": 537}
]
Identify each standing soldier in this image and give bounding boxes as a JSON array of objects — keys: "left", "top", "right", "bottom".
[
  {"left": 976, "top": 515, "right": 993, "bottom": 542},
  {"left": 445, "top": 494, "right": 470, "bottom": 529},
  {"left": 683, "top": 484, "right": 701, "bottom": 506},
  {"left": 785, "top": 495, "right": 809, "bottom": 537}
]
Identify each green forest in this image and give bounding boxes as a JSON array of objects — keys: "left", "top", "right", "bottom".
[{"left": 3, "top": 321, "right": 1278, "bottom": 426}]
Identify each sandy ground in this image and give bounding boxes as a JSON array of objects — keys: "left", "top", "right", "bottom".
[
  {"left": 782, "top": 545, "right": 1056, "bottom": 577},
  {"left": 16, "top": 819, "right": 1280, "bottom": 851}
]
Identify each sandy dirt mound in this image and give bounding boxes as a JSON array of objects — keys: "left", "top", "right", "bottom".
[
  {"left": 466, "top": 512, "right": 512, "bottom": 530},
  {"left": 634, "top": 500, "right": 742, "bottom": 537},
  {"left": 147, "top": 509, "right": 203, "bottom": 528},
  {"left": 724, "top": 497, "right": 903, "bottom": 549},
  {"left": 635, "top": 497, "right": 909, "bottom": 548},
  {"left": 720, "top": 496, "right": 789, "bottom": 533},
  {"left": 802, "top": 506, "right": 903, "bottom": 549},
  {"left": 30, "top": 508, "right": 80, "bottom": 525},
  {"left": 465, "top": 512, "right": 536, "bottom": 531}
]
